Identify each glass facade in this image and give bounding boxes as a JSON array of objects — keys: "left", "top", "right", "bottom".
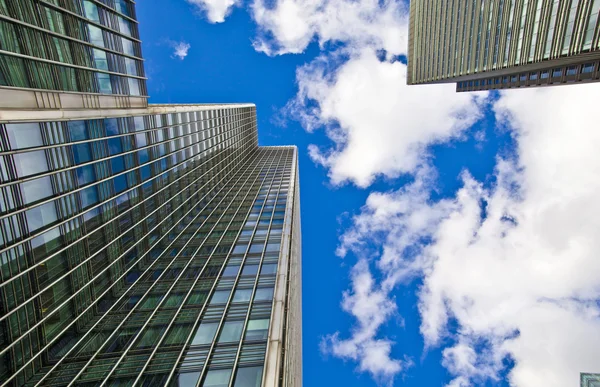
[
  {"left": 0, "top": 107, "right": 302, "bottom": 386},
  {"left": 0, "top": 0, "right": 146, "bottom": 99},
  {"left": 408, "top": 0, "right": 600, "bottom": 91}
]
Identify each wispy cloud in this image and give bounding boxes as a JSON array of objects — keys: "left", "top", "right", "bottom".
[
  {"left": 170, "top": 41, "right": 191, "bottom": 60},
  {"left": 336, "top": 84, "right": 600, "bottom": 386}
]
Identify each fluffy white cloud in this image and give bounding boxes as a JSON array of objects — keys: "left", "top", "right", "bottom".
[
  {"left": 293, "top": 50, "right": 486, "bottom": 187},
  {"left": 251, "top": 0, "right": 407, "bottom": 55},
  {"left": 336, "top": 84, "right": 600, "bottom": 386},
  {"left": 187, "top": 0, "right": 238, "bottom": 23},
  {"left": 170, "top": 41, "right": 191, "bottom": 60}
]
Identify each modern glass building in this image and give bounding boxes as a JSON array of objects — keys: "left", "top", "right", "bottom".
[
  {"left": 0, "top": 0, "right": 147, "bottom": 109},
  {"left": 407, "top": 0, "right": 600, "bottom": 92},
  {"left": 0, "top": 1, "right": 302, "bottom": 387}
]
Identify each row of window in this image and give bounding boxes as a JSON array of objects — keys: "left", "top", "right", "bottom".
[{"left": 458, "top": 61, "right": 599, "bottom": 89}]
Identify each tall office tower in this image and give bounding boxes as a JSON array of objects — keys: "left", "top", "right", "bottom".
[
  {"left": 0, "top": 1, "right": 302, "bottom": 387},
  {"left": 0, "top": 0, "right": 147, "bottom": 109},
  {"left": 407, "top": 0, "right": 600, "bottom": 92}
]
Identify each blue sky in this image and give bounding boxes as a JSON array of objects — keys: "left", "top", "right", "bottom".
[{"left": 137, "top": 1, "right": 600, "bottom": 386}]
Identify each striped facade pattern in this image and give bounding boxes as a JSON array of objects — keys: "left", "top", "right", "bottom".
[
  {"left": 408, "top": 0, "right": 600, "bottom": 91},
  {"left": 0, "top": 106, "right": 302, "bottom": 386}
]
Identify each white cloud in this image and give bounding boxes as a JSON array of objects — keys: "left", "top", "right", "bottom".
[
  {"left": 187, "top": 0, "right": 238, "bottom": 23},
  {"left": 293, "top": 49, "right": 486, "bottom": 187},
  {"left": 251, "top": 0, "right": 408, "bottom": 55},
  {"left": 170, "top": 41, "right": 191, "bottom": 60},
  {"left": 336, "top": 84, "right": 600, "bottom": 386}
]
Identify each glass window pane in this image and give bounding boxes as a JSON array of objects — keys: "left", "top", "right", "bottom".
[
  {"left": 222, "top": 265, "right": 240, "bottom": 278},
  {"left": 178, "top": 372, "right": 200, "bottom": 387},
  {"left": 93, "top": 48, "right": 108, "bottom": 70},
  {"left": 105, "top": 118, "right": 119, "bottom": 136},
  {"left": 232, "top": 289, "right": 252, "bottom": 303},
  {"left": 202, "top": 369, "right": 232, "bottom": 387},
  {"left": 209, "top": 290, "right": 231, "bottom": 305},
  {"left": 260, "top": 264, "right": 277, "bottom": 276},
  {"left": 83, "top": 0, "right": 100, "bottom": 22},
  {"left": 26, "top": 202, "right": 58, "bottom": 232},
  {"left": 76, "top": 165, "right": 96, "bottom": 186},
  {"left": 68, "top": 121, "right": 87, "bottom": 141},
  {"left": 191, "top": 322, "right": 218, "bottom": 345},
  {"left": 249, "top": 243, "right": 263, "bottom": 254},
  {"left": 80, "top": 186, "right": 98, "bottom": 208},
  {"left": 6, "top": 123, "right": 43, "bottom": 149},
  {"left": 245, "top": 319, "right": 269, "bottom": 341},
  {"left": 14, "top": 150, "right": 48, "bottom": 177},
  {"left": 20, "top": 176, "right": 53, "bottom": 204},
  {"left": 218, "top": 321, "right": 243, "bottom": 343},
  {"left": 233, "top": 366, "right": 263, "bottom": 387},
  {"left": 97, "top": 73, "right": 112, "bottom": 93},
  {"left": 88, "top": 24, "right": 105, "bottom": 47},
  {"left": 241, "top": 264, "right": 258, "bottom": 277},
  {"left": 254, "top": 287, "right": 273, "bottom": 302},
  {"left": 72, "top": 143, "right": 92, "bottom": 164}
]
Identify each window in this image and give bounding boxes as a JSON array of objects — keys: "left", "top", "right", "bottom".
[
  {"left": 529, "top": 72, "right": 538, "bottom": 81},
  {"left": 121, "top": 37, "right": 134, "bottom": 56},
  {"left": 178, "top": 372, "right": 200, "bottom": 387},
  {"left": 26, "top": 202, "right": 58, "bottom": 232},
  {"left": 232, "top": 244, "right": 248, "bottom": 255},
  {"left": 83, "top": 0, "right": 100, "bottom": 22},
  {"left": 218, "top": 321, "right": 243, "bottom": 343},
  {"left": 254, "top": 287, "right": 273, "bottom": 302},
  {"left": 128, "top": 77, "right": 140, "bottom": 96},
  {"left": 191, "top": 322, "right": 218, "bottom": 345},
  {"left": 69, "top": 121, "right": 87, "bottom": 141},
  {"left": 233, "top": 366, "right": 263, "bottom": 387},
  {"left": 111, "top": 156, "right": 125, "bottom": 173},
  {"left": 88, "top": 24, "right": 105, "bottom": 47},
  {"left": 241, "top": 264, "right": 259, "bottom": 276},
  {"left": 202, "top": 369, "right": 232, "bottom": 387},
  {"left": 566, "top": 66, "right": 578, "bottom": 76},
  {"left": 249, "top": 243, "right": 263, "bottom": 254},
  {"left": 6, "top": 123, "right": 43, "bottom": 149},
  {"left": 108, "top": 137, "right": 123, "bottom": 155},
  {"left": 20, "top": 176, "right": 53, "bottom": 204},
  {"left": 582, "top": 63, "right": 595, "bottom": 73},
  {"left": 244, "top": 319, "right": 269, "bottom": 341},
  {"left": 266, "top": 243, "right": 280, "bottom": 253},
  {"left": 72, "top": 143, "right": 92, "bottom": 164},
  {"left": 553, "top": 68, "right": 562, "bottom": 77},
  {"left": 80, "top": 186, "right": 98, "bottom": 208},
  {"left": 93, "top": 49, "right": 108, "bottom": 70},
  {"left": 222, "top": 265, "right": 240, "bottom": 278},
  {"left": 118, "top": 16, "right": 132, "bottom": 36},
  {"left": 233, "top": 289, "right": 252, "bottom": 303},
  {"left": 209, "top": 290, "right": 231, "bottom": 305},
  {"left": 540, "top": 71, "right": 549, "bottom": 79},
  {"left": 14, "top": 150, "right": 48, "bottom": 177},
  {"left": 260, "top": 264, "right": 277, "bottom": 276},
  {"left": 519, "top": 74, "right": 527, "bottom": 81},
  {"left": 97, "top": 73, "right": 112, "bottom": 94}
]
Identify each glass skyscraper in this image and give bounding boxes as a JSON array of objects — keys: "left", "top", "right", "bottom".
[
  {"left": 408, "top": 0, "right": 600, "bottom": 92},
  {"left": 0, "top": 1, "right": 302, "bottom": 387}
]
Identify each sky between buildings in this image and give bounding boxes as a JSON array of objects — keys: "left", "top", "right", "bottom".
[{"left": 137, "top": 1, "right": 600, "bottom": 386}]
